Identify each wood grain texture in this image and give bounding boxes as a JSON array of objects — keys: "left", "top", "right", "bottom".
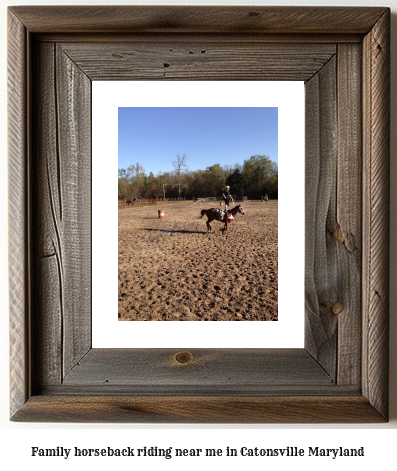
[
  {"left": 8, "top": 10, "right": 30, "bottom": 419},
  {"left": 304, "top": 56, "right": 338, "bottom": 378},
  {"left": 9, "top": 6, "right": 387, "bottom": 34},
  {"left": 60, "top": 42, "right": 335, "bottom": 82},
  {"left": 362, "top": 9, "right": 390, "bottom": 419},
  {"left": 62, "top": 349, "right": 334, "bottom": 392},
  {"left": 31, "top": 42, "right": 92, "bottom": 388},
  {"left": 335, "top": 44, "right": 362, "bottom": 386},
  {"left": 8, "top": 6, "right": 390, "bottom": 423},
  {"left": 55, "top": 45, "right": 91, "bottom": 377},
  {"left": 32, "top": 42, "right": 63, "bottom": 387},
  {"left": 11, "top": 396, "right": 385, "bottom": 424}
]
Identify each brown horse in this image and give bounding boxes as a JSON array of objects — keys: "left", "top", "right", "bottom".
[{"left": 200, "top": 204, "right": 245, "bottom": 233}]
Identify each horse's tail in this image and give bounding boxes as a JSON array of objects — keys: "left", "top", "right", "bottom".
[{"left": 200, "top": 209, "right": 206, "bottom": 218}]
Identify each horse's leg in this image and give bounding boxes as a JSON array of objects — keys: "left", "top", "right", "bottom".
[{"left": 205, "top": 215, "right": 211, "bottom": 232}]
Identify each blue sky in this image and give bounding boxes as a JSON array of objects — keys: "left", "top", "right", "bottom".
[{"left": 118, "top": 107, "right": 278, "bottom": 175}]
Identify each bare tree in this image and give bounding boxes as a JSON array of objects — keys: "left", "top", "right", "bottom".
[{"left": 172, "top": 153, "right": 188, "bottom": 198}]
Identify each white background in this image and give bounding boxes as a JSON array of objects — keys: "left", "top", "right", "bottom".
[
  {"left": 92, "top": 81, "right": 305, "bottom": 348},
  {"left": 1, "top": 0, "right": 396, "bottom": 470}
]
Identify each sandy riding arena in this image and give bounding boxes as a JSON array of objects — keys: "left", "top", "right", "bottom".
[{"left": 118, "top": 201, "right": 278, "bottom": 321}]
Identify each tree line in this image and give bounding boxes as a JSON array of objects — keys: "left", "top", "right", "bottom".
[{"left": 118, "top": 154, "right": 278, "bottom": 201}]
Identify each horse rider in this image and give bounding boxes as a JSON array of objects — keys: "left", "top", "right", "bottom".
[{"left": 222, "top": 185, "right": 232, "bottom": 218}]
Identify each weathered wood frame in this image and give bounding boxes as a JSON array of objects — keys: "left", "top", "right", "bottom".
[{"left": 8, "top": 6, "right": 390, "bottom": 423}]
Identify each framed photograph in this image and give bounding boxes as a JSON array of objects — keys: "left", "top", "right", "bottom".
[
  {"left": 8, "top": 6, "right": 390, "bottom": 423},
  {"left": 93, "top": 80, "right": 305, "bottom": 349}
]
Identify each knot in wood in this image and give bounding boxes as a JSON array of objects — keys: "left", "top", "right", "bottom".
[
  {"left": 333, "top": 225, "right": 344, "bottom": 244},
  {"left": 174, "top": 351, "right": 194, "bottom": 365},
  {"left": 331, "top": 302, "right": 344, "bottom": 316}
]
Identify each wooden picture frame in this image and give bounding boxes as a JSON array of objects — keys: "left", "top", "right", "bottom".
[{"left": 8, "top": 6, "right": 390, "bottom": 423}]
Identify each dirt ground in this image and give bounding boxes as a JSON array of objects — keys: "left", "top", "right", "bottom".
[{"left": 118, "top": 201, "right": 278, "bottom": 321}]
